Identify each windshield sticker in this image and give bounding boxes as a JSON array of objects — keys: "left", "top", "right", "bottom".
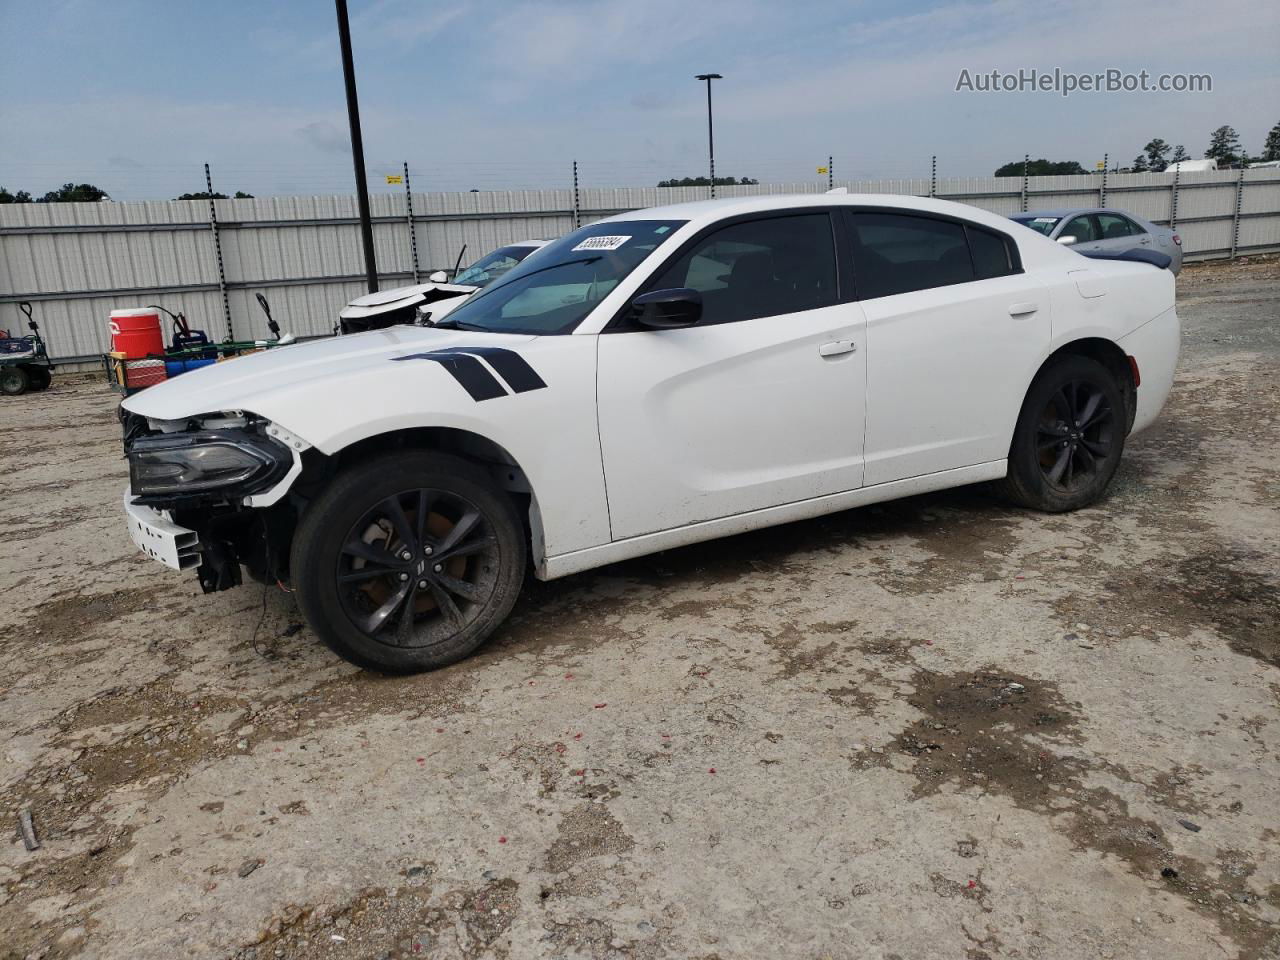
[
  {"left": 1033, "top": 217, "right": 1057, "bottom": 223},
  {"left": 572, "top": 235, "right": 631, "bottom": 252}
]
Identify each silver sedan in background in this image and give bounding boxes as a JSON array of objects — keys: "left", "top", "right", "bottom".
[{"left": 1010, "top": 208, "right": 1183, "bottom": 274}]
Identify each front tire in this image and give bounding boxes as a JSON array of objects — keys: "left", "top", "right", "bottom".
[
  {"left": 995, "top": 355, "right": 1126, "bottom": 512},
  {"left": 291, "top": 451, "right": 527, "bottom": 673},
  {"left": 1, "top": 366, "right": 30, "bottom": 396}
]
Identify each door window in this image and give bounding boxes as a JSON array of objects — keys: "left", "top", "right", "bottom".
[
  {"left": 1060, "top": 215, "right": 1098, "bottom": 243},
  {"left": 846, "top": 212, "right": 974, "bottom": 298},
  {"left": 648, "top": 213, "right": 838, "bottom": 325},
  {"left": 1096, "top": 213, "right": 1140, "bottom": 239},
  {"left": 967, "top": 225, "right": 1016, "bottom": 280}
]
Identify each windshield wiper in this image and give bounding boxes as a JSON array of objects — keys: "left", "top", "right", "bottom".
[{"left": 431, "top": 317, "right": 491, "bottom": 331}]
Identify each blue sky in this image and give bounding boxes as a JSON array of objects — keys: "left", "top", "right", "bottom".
[{"left": 1, "top": 0, "right": 1277, "bottom": 200}]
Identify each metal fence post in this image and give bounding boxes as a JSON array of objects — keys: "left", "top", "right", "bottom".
[
  {"left": 1230, "top": 164, "right": 1246, "bottom": 258},
  {"left": 930, "top": 155, "right": 937, "bottom": 198},
  {"left": 1020, "top": 154, "right": 1029, "bottom": 212},
  {"left": 572, "top": 160, "right": 581, "bottom": 229},
  {"left": 204, "top": 163, "right": 233, "bottom": 340},
  {"left": 1100, "top": 153, "right": 1109, "bottom": 207},
  {"left": 1170, "top": 162, "right": 1181, "bottom": 230},
  {"left": 827, "top": 156, "right": 833, "bottom": 192},
  {"left": 403, "top": 162, "right": 420, "bottom": 284}
]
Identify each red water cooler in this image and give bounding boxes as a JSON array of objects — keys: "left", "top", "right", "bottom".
[{"left": 108, "top": 309, "right": 167, "bottom": 389}]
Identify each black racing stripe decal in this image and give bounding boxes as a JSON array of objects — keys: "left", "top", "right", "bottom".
[
  {"left": 457, "top": 347, "right": 548, "bottom": 393},
  {"left": 392, "top": 351, "right": 508, "bottom": 401}
]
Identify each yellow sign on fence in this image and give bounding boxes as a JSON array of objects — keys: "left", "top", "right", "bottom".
[
  {"left": 1095, "top": 161, "right": 1105, "bottom": 171},
  {"left": 385, "top": 174, "right": 403, "bottom": 185},
  {"left": 817, "top": 166, "right": 828, "bottom": 175}
]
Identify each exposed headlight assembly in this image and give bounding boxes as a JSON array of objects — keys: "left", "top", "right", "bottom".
[{"left": 128, "top": 430, "right": 291, "bottom": 501}]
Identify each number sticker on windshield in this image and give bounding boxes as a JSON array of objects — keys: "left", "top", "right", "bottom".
[
  {"left": 572, "top": 235, "right": 631, "bottom": 252},
  {"left": 1033, "top": 217, "right": 1057, "bottom": 223}
]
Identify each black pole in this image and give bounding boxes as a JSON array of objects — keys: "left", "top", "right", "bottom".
[
  {"left": 336, "top": 0, "right": 378, "bottom": 293},
  {"left": 696, "top": 73, "right": 721, "bottom": 199}
]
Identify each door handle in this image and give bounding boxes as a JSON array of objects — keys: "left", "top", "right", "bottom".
[
  {"left": 1008, "top": 302, "right": 1039, "bottom": 317},
  {"left": 819, "top": 340, "right": 858, "bottom": 357}
]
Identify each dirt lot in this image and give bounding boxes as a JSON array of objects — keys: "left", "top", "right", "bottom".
[{"left": 1, "top": 256, "right": 1278, "bottom": 960}]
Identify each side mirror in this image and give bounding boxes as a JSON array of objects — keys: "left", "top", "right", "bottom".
[
  {"left": 428, "top": 270, "right": 449, "bottom": 283},
  {"left": 630, "top": 288, "right": 702, "bottom": 330},
  {"left": 1057, "top": 235, "right": 1078, "bottom": 245}
]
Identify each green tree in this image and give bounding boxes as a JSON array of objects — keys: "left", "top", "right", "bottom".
[
  {"left": 1142, "top": 138, "right": 1171, "bottom": 172},
  {"left": 1170, "top": 144, "right": 1190, "bottom": 163},
  {"left": 657, "top": 175, "right": 759, "bottom": 187},
  {"left": 1204, "top": 125, "right": 1241, "bottom": 166},
  {"left": 1130, "top": 155, "right": 1149, "bottom": 172},
  {"left": 993, "top": 159, "right": 1087, "bottom": 176},
  {"left": 38, "top": 182, "right": 109, "bottom": 202},
  {"left": 0, "top": 186, "right": 34, "bottom": 203},
  {"left": 176, "top": 190, "right": 256, "bottom": 200},
  {"left": 1262, "top": 122, "right": 1280, "bottom": 162}
]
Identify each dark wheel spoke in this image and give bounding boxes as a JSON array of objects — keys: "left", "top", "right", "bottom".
[
  {"left": 1083, "top": 438, "right": 1111, "bottom": 458},
  {"left": 1076, "top": 390, "right": 1104, "bottom": 428},
  {"left": 438, "top": 535, "right": 496, "bottom": 562},
  {"left": 414, "top": 490, "right": 432, "bottom": 544},
  {"left": 1038, "top": 437, "right": 1066, "bottom": 452},
  {"left": 1038, "top": 422, "right": 1069, "bottom": 438},
  {"left": 1076, "top": 443, "right": 1097, "bottom": 471},
  {"left": 381, "top": 494, "right": 417, "bottom": 553},
  {"left": 434, "top": 572, "right": 482, "bottom": 603},
  {"left": 427, "top": 580, "right": 464, "bottom": 627},
  {"left": 393, "top": 583, "right": 420, "bottom": 645},
  {"left": 360, "top": 580, "right": 412, "bottom": 634},
  {"left": 1046, "top": 446, "right": 1071, "bottom": 484},
  {"left": 342, "top": 540, "right": 403, "bottom": 568},
  {"left": 339, "top": 566, "right": 395, "bottom": 584},
  {"left": 437, "top": 509, "right": 482, "bottom": 556}
]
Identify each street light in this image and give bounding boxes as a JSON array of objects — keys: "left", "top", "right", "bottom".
[
  {"left": 336, "top": 0, "right": 378, "bottom": 294},
  {"left": 695, "top": 73, "right": 722, "bottom": 198}
]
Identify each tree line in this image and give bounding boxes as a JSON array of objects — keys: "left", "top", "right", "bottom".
[
  {"left": 0, "top": 183, "right": 255, "bottom": 204},
  {"left": 994, "top": 121, "right": 1280, "bottom": 177}
]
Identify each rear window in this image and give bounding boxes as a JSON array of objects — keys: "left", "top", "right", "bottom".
[{"left": 968, "top": 226, "right": 1015, "bottom": 279}]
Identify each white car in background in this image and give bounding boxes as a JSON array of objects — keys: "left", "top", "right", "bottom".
[
  {"left": 337, "top": 239, "right": 550, "bottom": 332},
  {"left": 120, "top": 194, "right": 1179, "bottom": 673}
]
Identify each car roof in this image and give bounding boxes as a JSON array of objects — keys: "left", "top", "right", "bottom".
[
  {"left": 1012, "top": 208, "right": 1138, "bottom": 220},
  {"left": 601, "top": 192, "right": 1029, "bottom": 235},
  {"left": 506, "top": 239, "right": 551, "bottom": 249}
]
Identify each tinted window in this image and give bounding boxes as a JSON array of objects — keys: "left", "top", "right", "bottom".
[
  {"left": 848, "top": 213, "right": 973, "bottom": 298},
  {"left": 1013, "top": 215, "right": 1060, "bottom": 237},
  {"left": 1097, "top": 213, "right": 1140, "bottom": 239},
  {"left": 438, "top": 220, "right": 684, "bottom": 334},
  {"left": 649, "top": 213, "right": 837, "bottom": 324},
  {"left": 453, "top": 245, "right": 539, "bottom": 288},
  {"left": 1061, "top": 215, "right": 1097, "bottom": 242},
  {"left": 968, "top": 226, "right": 1015, "bottom": 279}
]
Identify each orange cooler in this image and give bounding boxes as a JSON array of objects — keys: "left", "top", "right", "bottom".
[{"left": 109, "top": 308, "right": 164, "bottom": 359}]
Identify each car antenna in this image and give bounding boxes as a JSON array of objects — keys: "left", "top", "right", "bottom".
[{"left": 451, "top": 244, "right": 467, "bottom": 280}]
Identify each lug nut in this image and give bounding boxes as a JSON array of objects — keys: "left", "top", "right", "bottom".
[
  {"left": 400, "top": 550, "right": 411, "bottom": 561},
  {"left": 398, "top": 572, "right": 409, "bottom": 581},
  {"left": 418, "top": 580, "right": 428, "bottom": 589},
  {"left": 424, "top": 546, "right": 433, "bottom": 556},
  {"left": 433, "top": 564, "right": 443, "bottom": 573}
]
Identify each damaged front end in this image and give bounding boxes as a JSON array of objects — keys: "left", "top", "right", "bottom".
[{"left": 121, "top": 408, "right": 313, "bottom": 594}]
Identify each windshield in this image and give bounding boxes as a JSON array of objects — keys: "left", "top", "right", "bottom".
[
  {"left": 453, "top": 245, "right": 541, "bottom": 288},
  {"left": 1012, "top": 215, "right": 1061, "bottom": 237},
  {"left": 436, "top": 220, "right": 687, "bottom": 334}
]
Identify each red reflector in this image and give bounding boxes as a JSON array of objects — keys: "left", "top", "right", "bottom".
[
  {"left": 1172, "top": 233, "right": 1181, "bottom": 246},
  {"left": 1127, "top": 355, "right": 1141, "bottom": 388}
]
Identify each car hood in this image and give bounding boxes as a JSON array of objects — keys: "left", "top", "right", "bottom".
[
  {"left": 345, "top": 281, "right": 476, "bottom": 308},
  {"left": 121, "top": 327, "right": 538, "bottom": 436}
]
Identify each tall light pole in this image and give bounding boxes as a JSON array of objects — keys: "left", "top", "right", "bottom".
[
  {"left": 336, "top": 0, "right": 378, "bottom": 293},
  {"left": 695, "top": 73, "right": 722, "bottom": 198}
]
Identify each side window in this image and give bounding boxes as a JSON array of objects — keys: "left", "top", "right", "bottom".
[
  {"left": 847, "top": 212, "right": 973, "bottom": 299},
  {"left": 1097, "top": 213, "right": 1139, "bottom": 239},
  {"left": 649, "top": 213, "right": 837, "bottom": 324},
  {"left": 1061, "top": 215, "right": 1097, "bottom": 243},
  {"left": 967, "top": 225, "right": 1016, "bottom": 280}
]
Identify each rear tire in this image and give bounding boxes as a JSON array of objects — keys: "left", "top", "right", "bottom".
[
  {"left": 0, "top": 366, "right": 29, "bottom": 396},
  {"left": 25, "top": 366, "right": 50, "bottom": 391},
  {"left": 291, "top": 451, "right": 526, "bottom": 673},
  {"left": 994, "top": 355, "right": 1126, "bottom": 512}
]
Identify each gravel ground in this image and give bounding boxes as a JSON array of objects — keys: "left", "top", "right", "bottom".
[{"left": 1, "top": 256, "right": 1278, "bottom": 960}]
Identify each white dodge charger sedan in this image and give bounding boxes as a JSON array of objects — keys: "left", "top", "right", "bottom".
[{"left": 120, "top": 194, "right": 1179, "bottom": 672}]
